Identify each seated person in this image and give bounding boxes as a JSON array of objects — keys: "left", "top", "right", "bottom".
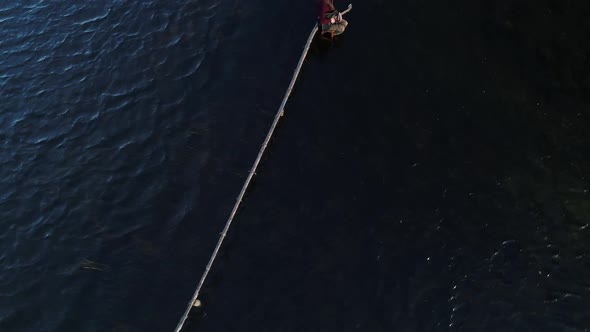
[{"left": 319, "top": 0, "right": 348, "bottom": 35}]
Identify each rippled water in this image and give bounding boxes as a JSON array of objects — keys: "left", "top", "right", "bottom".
[
  {"left": 0, "top": 1, "right": 214, "bottom": 330},
  {"left": 0, "top": 0, "right": 316, "bottom": 331},
  {"left": 2, "top": 0, "right": 590, "bottom": 331}
]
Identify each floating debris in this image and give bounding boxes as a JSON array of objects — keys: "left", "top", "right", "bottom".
[{"left": 80, "top": 259, "right": 109, "bottom": 272}]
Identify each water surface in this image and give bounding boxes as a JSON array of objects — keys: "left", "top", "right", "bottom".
[{"left": 1, "top": 0, "right": 590, "bottom": 331}]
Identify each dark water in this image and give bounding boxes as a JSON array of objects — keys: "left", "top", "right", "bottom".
[
  {"left": 1, "top": 0, "right": 590, "bottom": 331},
  {"left": 0, "top": 0, "right": 313, "bottom": 331}
]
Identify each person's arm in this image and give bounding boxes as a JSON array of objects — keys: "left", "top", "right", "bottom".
[
  {"left": 323, "top": 2, "right": 351, "bottom": 24},
  {"left": 327, "top": 11, "right": 343, "bottom": 23},
  {"left": 333, "top": 4, "right": 352, "bottom": 22},
  {"left": 325, "top": 9, "right": 340, "bottom": 23}
]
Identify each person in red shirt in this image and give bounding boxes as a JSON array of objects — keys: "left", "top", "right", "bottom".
[{"left": 319, "top": 0, "right": 348, "bottom": 35}]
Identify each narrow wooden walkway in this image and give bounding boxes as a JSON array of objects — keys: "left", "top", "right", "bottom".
[{"left": 173, "top": 23, "right": 319, "bottom": 332}]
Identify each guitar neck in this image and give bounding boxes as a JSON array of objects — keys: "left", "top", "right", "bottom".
[{"left": 340, "top": 4, "right": 352, "bottom": 16}]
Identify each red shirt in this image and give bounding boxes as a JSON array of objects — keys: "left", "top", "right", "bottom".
[{"left": 319, "top": 0, "right": 336, "bottom": 25}]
